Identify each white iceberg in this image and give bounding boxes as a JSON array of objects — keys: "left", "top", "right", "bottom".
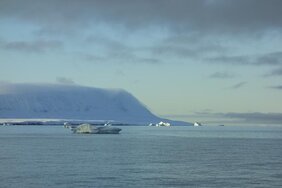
[
  {"left": 193, "top": 122, "right": 202, "bottom": 126},
  {"left": 156, "top": 121, "right": 171, "bottom": 127}
]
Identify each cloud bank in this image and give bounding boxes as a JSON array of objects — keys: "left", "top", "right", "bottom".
[
  {"left": 1, "top": 0, "right": 282, "bottom": 34},
  {"left": 166, "top": 112, "right": 282, "bottom": 125}
]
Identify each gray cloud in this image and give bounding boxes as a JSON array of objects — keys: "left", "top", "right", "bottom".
[
  {"left": 82, "top": 36, "right": 162, "bottom": 64},
  {"left": 1, "top": 0, "right": 282, "bottom": 34},
  {"left": 230, "top": 82, "right": 247, "bottom": 89},
  {"left": 115, "top": 70, "right": 126, "bottom": 77},
  {"left": 152, "top": 45, "right": 197, "bottom": 59},
  {"left": 136, "top": 57, "right": 161, "bottom": 65},
  {"left": 206, "top": 51, "right": 282, "bottom": 66},
  {"left": 256, "top": 52, "right": 282, "bottom": 65},
  {"left": 1, "top": 0, "right": 281, "bottom": 66},
  {"left": 221, "top": 112, "right": 282, "bottom": 124},
  {"left": 81, "top": 52, "right": 161, "bottom": 65},
  {"left": 269, "top": 85, "right": 282, "bottom": 90},
  {"left": 85, "top": 36, "right": 130, "bottom": 53},
  {"left": 206, "top": 55, "right": 250, "bottom": 65},
  {"left": 149, "top": 34, "right": 227, "bottom": 60},
  {"left": 209, "top": 72, "right": 235, "bottom": 79},
  {"left": 264, "top": 67, "right": 282, "bottom": 77},
  {"left": 81, "top": 54, "right": 106, "bottom": 63},
  {"left": 166, "top": 111, "right": 282, "bottom": 125},
  {"left": 1, "top": 1, "right": 282, "bottom": 68},
  {"left": 56, "top": 77, "right": 75, "bottom": 85},
  {"left": 1, "top": 40, "right": 63, "bottom": 53}
]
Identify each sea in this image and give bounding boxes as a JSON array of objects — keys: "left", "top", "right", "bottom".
[{"left": 0, "top": 125, "right": 282, "bottom": 188}]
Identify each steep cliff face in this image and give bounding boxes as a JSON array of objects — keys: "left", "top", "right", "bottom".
[{"left": 0, "top": 83, "right": 190, "bottom": 125}]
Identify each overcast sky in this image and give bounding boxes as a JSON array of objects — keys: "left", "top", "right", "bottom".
[{"left": 1, "top": 0, "right": 282, "bottom": 125}]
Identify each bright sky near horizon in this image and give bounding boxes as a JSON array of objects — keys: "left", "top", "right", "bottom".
[{"left": 1, "top": 0, "right": 282, "bottom": 125}]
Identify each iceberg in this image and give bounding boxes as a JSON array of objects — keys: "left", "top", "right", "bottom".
[
  {"left": 193, "top": 122, "right": 202, "bottom": 126},
  {"left": 70, "top": 123, "right": 122, "bottom": 134},
  {"left": 156, "top": 121, "right": 171, "bottom": 126}
]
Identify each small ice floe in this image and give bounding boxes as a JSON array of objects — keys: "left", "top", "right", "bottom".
[
  {"left": 63, "top": 122, "right": 74, "bottom": 129},
  {"left": 193, "top": 122, "right": 202, "bottom": 126},
  {"left": 156, "top": 121, "right": 171, "bottom": 127}
]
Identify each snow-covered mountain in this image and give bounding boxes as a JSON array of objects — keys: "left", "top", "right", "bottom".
[{"left": 0, "top": 83, "right": 190, "bottom": 125}]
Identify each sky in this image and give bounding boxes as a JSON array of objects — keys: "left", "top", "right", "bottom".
[{"left": 0, "top": 0, "right": 282, "bottom": 125}]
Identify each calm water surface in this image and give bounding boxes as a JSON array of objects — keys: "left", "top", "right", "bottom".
[{"left": 0, "top": 125, "right": 282, "bottom": 188}]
